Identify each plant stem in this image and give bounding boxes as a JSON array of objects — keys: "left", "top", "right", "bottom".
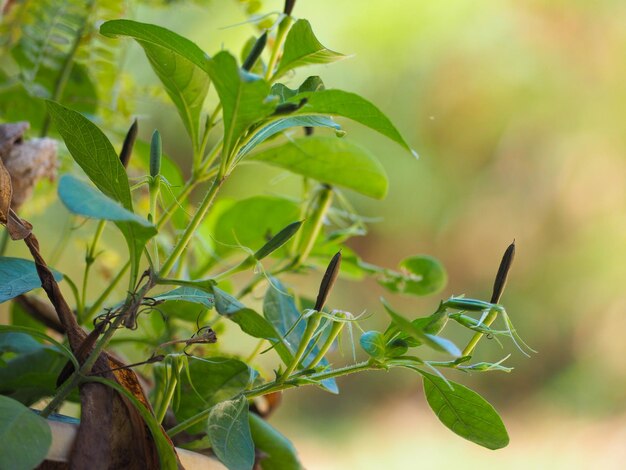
[
  {"left": 293, "top": 186, "right": 333, "bottom": 268},
  {"left": 83, "top": 261, "right": 129, "bottom": 321},
  {"left": 462, "top": 308, "right": 500, "bottom": 356},
  {"left": 80, "top": 220, "right": 106, "bottom": 321},
  {"left": 265, "top": 15, "right": 294, "bottom": 81},
  {"left": 155, "top": 360, "right": 183, "bottom": 424},
  {"left": 307, "top": 316, "right": 345, "bottom": 368},
  {"left": 159, "top": 174, "right": 226, "bottom": 277},
  {"left": 167, "top": 360, "right": 378, "bottom": 437},
  {"left": 279, "top": 311, "right": 322, "bottom": 383}
]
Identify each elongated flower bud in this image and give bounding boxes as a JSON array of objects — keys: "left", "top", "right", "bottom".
[
  {"left": 491, "top": 240, "right": 515, "bottom": 303},
  {"left": 284, "top": 0, "right": 296, "bottom": 16},
  {"left": 242, "top": 31, "right": 267, "bottom": 71},
  {"left": 150, "top": 130, "right": 162, "bottom": 178},
  {"left": 119, "top": 119, "right": 138, "bottom": 168},
  {"left": 314, "top": 251, "right": 341, "bottom": 311}
]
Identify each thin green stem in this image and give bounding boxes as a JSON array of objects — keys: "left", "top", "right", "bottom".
[
  {"left": 159, "top": 174, "right": 226, "bottom": 277},
  {"left": 265, "top": 15, "right": 294, "bottom": 82},
  {"left": 83, "top": 261, "right": 129, "bottom": 321},
  {"left": 293, "top": 186, "right": 333, "bottom": 268},
  {"left": 155, "top": 360, "right": 183, "bottom": 424},
  {"left": 279, "top": 311, "right": 322, "bottom": 383},
  {"left": 307, "top": 316, "right": 345, "bottom": 368},
  {"left": 462, "top": 308, "right": 500, "bottom": 356},
  {"left": 80, "top": 220, "right": 106, "bottom": 320}
]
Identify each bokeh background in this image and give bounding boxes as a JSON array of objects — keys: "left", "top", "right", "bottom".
[{"left": 6, "top": 0, "right": 626, "bottom": 468}]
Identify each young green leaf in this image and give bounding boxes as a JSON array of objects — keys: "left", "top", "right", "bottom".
[
  {"left": 379, "top": 255, "right": 447, "bottom": 296},
  {"left": 254, "top": 221, "right": 302, "bottom": 260},
  {"left": 419, "top": 371, "right": 509, "bottom": 450},
  {"left": 0, "top": 395, "right": 51, "bottom": 470},
  {"left": 287, "top": 89, "right": 415, "bottom": 155},
  {"left": 152, "top": 286, "right": 215, "bottom": 309},
  {"left": 0, "top": 257, "right": 63, "bottom": 303},
  {"left": 100, "top": 20, "right": 211, "bottom": 150},
  {"left": 58, "top": 174, "right": 155, "bottom": 228},
  {"left": 175, "top": 357, "right": 254, "bottom": 435},
  {"left": 251, "top": 136, "right": 388, "bottom": 199},
  {"left": 45, "top": 101, "right": 152, "bottom": 284},
  {"left": 208, "top": 395, "right": 255, "bottom": 470},
  {"left": 206, "top": 51, "right": 276, "bottom": 160},
  {"left": 249, "top": 413, "right": 301, "bottom": 470},
  {"left": 382, "top": 299, "right": 460, "bottom": 357},
  {"left": 359, "top": 330, "right": 386, "bottom": 359},
  {"left": 275, "top": 19, "right": 346, "bottom": 78}
]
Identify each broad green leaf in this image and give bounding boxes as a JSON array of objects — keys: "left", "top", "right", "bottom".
[
  {"left": 288, "top": 89, "right": 415, "bottom": 155},
  {"left": 420, "top": 371, "right": 509, "bottom": 450},
  {"left": 203, "top": 196, "right": 300, "bottom": 260},
  {"left": 379, "top": 255, "right": 447, "bottom": 297},
  {"left": 208, "top": 395, "right": 254, "bottom": 470},
  {"left": 382, "top": 299, "right": 460, "bottom": 357},
  {"left": 275, "top": 19, "right": 346, "bottom": 78},
  {"left": 251, "top": 136, "right": 388, "bottom": 199},
  {"left": 58, "top": 174, "right": 155, "bottom": 228},
  {"left": 271, "top": 76, "right": 325, "bottom": 103},
  {"left": 359, "top": 330, "right": 386, "bottom": 359},
  {"left": 237, "top": 115, "right": 340, "bottom": 158},
  {"left": 153, "top": 287, "right": 215, "bottom": 309},
  {"left": 0, "top": 257, "right": 62, "bottom": 303},
  {"left": 88, "top": 376, "right": 179, "bottom": 469},
  {"left": 46, "top": 101, "right": 154, "bottom": 282},
  {"left": 0, "top": 347, "right": 68, "bottom": 405},
  {"left": 262, "top": 280, "right": 338, "bottom": 394},
  {"left": 206, "top": 51, "right": 276, "bottom": 159},
  {"left": 0, "top": 395, "right": 51, "bottom": 470},
  {"left": 100, "top": 20, "right": 211, "bottom": 149},
  {"left": 175, "top": 357, "right": 254, "bottom": 435},
  {"left": 249, "top": 413, "right": 301, "bottom": 470},
  {"left": 0, "top": 333, "right": 41, "bottom": 355}
]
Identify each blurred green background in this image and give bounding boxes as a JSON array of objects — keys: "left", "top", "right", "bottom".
[{"left": 6, "top": 0, "right": 626, "bottom": 467}]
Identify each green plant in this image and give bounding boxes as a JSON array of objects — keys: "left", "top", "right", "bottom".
[{"left": 0, "top": 1, "right": 532, "bottom": 468}]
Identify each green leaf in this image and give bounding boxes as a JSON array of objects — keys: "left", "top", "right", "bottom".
[
  {"left": 254, "top": 221, "right": 302, "bottom": 261},
  {"left": 208, "top": 395, "right": 254, "bottom": 470},
  {"left": 0, "top": 257, "right": 63, "bottom": 303},
  {"left": 100, "top": 20, "right": 211, "bottom": 149},
  {"left": 271, "top": 76, "right": 326, "bottom": 103},
  {"left": 382, "top": 299, "right": 460, "bottom": 357},
  {"left": 58, "top": 174, "right": 155, "bottom": 228},
  {"left": 249, "top": 413, "right": 301, "bottom": 470},
  {"left": 251, "top": 136, "right": 388, "bottom": 199},
  {"left": 288, "top": 89, "right": 415, "bottom": 155},
  {"left": 153, "top": 286, "right": 215, "bottom": 309},
  {"left": 420, "top": 371, "right": 509, "bottom": 450},
  {"left": 0, "top": 333, "right": 42, "bottom": 355},
  {"left": 46, "top": 101, "right": 154, "bottom": 282},
  {"left": 0, "top": 395, "right": 51, "bottom": 470},
  {"left": 175, "top": 357, "right": 254, "bottom": 435},
  {"left": 206, "top": 51, "right": 276, "bottom": 159},
  {"left": 359, "top": 330, "right": 386, "bottom": 359},
  {"left": 87, "top": 376, "right": 179, "bottom": 469},
  {"left": 237, "top": 115, "right": 340, "bottom": 158},
  {"left": 203, "top": 196, "right": 300, "bottom": 260},
  {"left": 379, "top": 255, "right": 447, "bottom": 297},
  {"left": 275, "top": 19, "right": 346, "bottom": 78}
]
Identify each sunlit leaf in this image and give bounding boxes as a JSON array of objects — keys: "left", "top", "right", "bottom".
[
  {"left": 379, "top": 255, "right": 447, "bottom": 297},
  {"left": 100, "top": 19, "right": 211, "bottom": 149},
  {"left": 359, "top": 330, "right": 386, "bottom": 359},
  {"left": 0, "top": 395, "right": 51, "bottom": 470},
  {"left": 207, "top": 395, "right": 254, "bottom": 470},
  {"left": 275, "top": 19, "right": 346, "bottom": 78},
  {"left": 152, "top": 286, "right": 215, "bottom": 309},
  {"left": 420, "top": 371, "right": 509, "bottom": 450},
  {"left": 251, "top": 136, "right": 388, "bottom": 199}
]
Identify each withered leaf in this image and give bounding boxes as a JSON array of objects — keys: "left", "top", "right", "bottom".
[{"left": 0, "top": 156, "right": 12, "bottom": 224}]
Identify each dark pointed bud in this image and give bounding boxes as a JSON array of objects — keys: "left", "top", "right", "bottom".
[
  {"left": 491, "top": 240, "right": 515, "bottom": 303},
  {"left": 284, "top": 0, "right": 296, "bottom": 16},
  {"left": 242, "top": 31, "right": 267, "bottom": 71},
  {"left": 119, "top": 119, "right": 138, "bottom": 168},
  {"left": 304, "top": 126, "right": 314, "bottom": 136},
  {"left": 314, "top": 251, "right": 341, "bottom": 311},
  {"left": 150, "top": 130, "right": 162, "bottom": 178}
]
